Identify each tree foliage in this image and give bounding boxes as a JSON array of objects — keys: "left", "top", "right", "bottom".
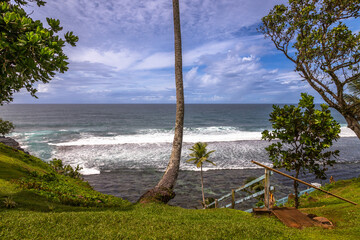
[
  {"left": 262, "top": 93, "right": 340, "bottom": 208},
  {"left": 344, "top": 78, "right": 360, "bottom": 120},
  {"left": 49, "top": 158, "right": 82, "bottom": 180},
  {"left": 187, "top": 142, "right": 216, "bottom": 168},
  {"left": 260, "top": 0, "right": 360, "bottom": 138},
  {"left": 0, "top": 0, "right": 78, "bottom": 104},
  {"left": 0, "top": 118, "right": 14, "bottom": 136},
  {"left": 241, "top": 176, "right": 264, "bottom": 202}
]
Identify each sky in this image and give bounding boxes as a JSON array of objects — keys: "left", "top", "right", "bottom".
[{"left": 10, "top": 0, "right": 350, "bottom": 104}]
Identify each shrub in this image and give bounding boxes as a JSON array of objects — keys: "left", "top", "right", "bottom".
[
  {"left": 0, "top": 119, "right": 14, "bottom": 137},
  {"left": 3, "top": 196, "right": 16, "bottom": 208},
  {"left": 49, "top": 158, "right": 82, "bottom": 179},
  {"left": 262, "top": 93, "right": 340, "bottom": 208},
  {"left": 16, "top": 172, "right": 124, "bottom": 207}
]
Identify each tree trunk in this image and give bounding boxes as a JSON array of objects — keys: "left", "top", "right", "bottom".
[
  {"left": 344, "top": 115, "right": 360, "bottom": 139},
  {"left": 294, "top": 170, "right": 300, "bottom": 209},
  {"left": 138, "top": 0, "right": 184, "bottom": 204},
  {"left": 201, "top": 165, "right": 205, "bottom": 208}
]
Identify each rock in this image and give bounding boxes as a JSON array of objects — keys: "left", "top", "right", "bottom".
[
  {"left": 307, "top": 213, "right": 318, "bottom": 219},
  {"left": 0, "top": 137, "right": 29, "bottom": 154},
  {"left": 313, "top": 216, "right": 334, "bottom": 229}
]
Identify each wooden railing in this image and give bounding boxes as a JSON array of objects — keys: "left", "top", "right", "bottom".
[
  {"left": 244, "top": 187, "right": 316, "bottom": 213},
  {"left": 205, "top": 170, "right": 273, "bottom": 209}
]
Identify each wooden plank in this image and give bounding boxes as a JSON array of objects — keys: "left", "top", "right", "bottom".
[
  {"left": 271, "top": 207, "right": 319, "bottom": 229},
  {"left": 252, "top": 208, "right": 272, "bottom": 215}
]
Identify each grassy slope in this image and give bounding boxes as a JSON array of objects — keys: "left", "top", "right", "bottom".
[{"left": 0, "top": 143, "right": 359, "bottom": 239}]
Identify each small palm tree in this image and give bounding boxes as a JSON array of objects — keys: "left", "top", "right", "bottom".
[{"left": 187, "top": 142, "right": 215, "bottom": 208}]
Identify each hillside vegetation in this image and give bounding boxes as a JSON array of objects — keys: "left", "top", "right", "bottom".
[{"left": 0, "top": 143, "right": 359, "bottom": 239}]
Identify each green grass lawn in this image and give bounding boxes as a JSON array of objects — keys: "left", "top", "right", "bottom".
[{"left": 0, "top": 143, "right": 359, "bottom": 239}]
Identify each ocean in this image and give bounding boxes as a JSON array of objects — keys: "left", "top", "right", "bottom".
[{"left": 1, "top": 104, "right": 359, "bottom": 208}]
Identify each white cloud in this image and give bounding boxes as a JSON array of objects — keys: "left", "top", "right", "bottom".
[
  {"left": 37, "top": 84, "right": 51, "bottom": 93},
  {"left": 70, "top": 48, "right": 142, "bottom": 71},
  {"left": 133, "top": 52, "right": 174, "bottom": 70},
  {"left": 275, "top": 72, "right": 304, "bottom": 84},
  {"left": 183, "top": 41, "right": 235, "bottom": 65},
  {"left": 185, "top": 67, "right": 198, "bottom": 83},
  {"left": 200, "top": 74, "right": 220, "bottom": 87},
  {"left": 14, "top": 0, "right": 319, "bottom": 104}
]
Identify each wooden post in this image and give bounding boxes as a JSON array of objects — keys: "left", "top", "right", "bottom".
[
  {"left": 215, "top": 199, "right": 218, "bottom": 209},
  {"left": 231, "top": 189, "right": 235, "bottom": 209},
  {"left": 264, "top": 169, "right": 271, "bottom": 210}
]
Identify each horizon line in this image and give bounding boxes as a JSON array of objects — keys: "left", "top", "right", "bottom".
[{"left": 5, "top": 102, "right": 327, "bottom": 105}]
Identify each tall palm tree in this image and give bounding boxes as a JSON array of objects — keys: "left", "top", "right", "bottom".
[
  {"left": 187, "top": 142, "right": 215, "bottom": 208},
  {"left": 138, "top": 0, "right": 184, "bottom": 204}
]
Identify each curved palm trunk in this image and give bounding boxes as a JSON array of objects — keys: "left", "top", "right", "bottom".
[{"left": 138, "top": 0, "right": 184, "bottom": 204}]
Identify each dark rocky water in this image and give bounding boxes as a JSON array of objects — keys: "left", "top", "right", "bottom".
[{"left": 83, "top": 162, "right": 360, "bottom": 209}]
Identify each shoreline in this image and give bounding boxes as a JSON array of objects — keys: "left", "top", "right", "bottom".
[
  {"left": 83, "top": 162, "right": 360, "bottom": 209},
  {"left": 2, "top": 136, "right": 359, "bottom": 209}
]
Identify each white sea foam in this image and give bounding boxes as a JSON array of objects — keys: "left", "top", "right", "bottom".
[
  {"left": 80, "top": 167, "right": 100, "bottom": 175},
  {"left": 51, "top": 126, "right": 262, "bottom": 146},
  {"left": 339, "top": 127, "right": 357, "bottom": 137},
  {"left": 50, "top": 126, "right": 356, "bottom": 147},
  {"left": 51, "top": 139, "right": 272, "bottom": 172}
]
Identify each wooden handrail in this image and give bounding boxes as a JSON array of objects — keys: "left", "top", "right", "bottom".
[
  {"left": 206, "top": 172, "right": 272, "bottom": 208},
  {"left": 223, "top": 186, "right": 275, "bottom": 208},
  {"left": 251, "top": 160, "right": 358, "bottom": 206}
]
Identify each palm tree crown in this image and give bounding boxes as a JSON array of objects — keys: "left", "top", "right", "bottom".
[{"left": 187, "top": 142, "right": 216, "bottom": 168}]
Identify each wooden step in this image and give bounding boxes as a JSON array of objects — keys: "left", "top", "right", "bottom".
[{"left": 271, "top": 207, "right": 320, "bottom": 229}]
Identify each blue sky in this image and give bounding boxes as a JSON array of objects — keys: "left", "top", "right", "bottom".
[{"left": 12, "top": 0, "right": 337, "bottom": 104}]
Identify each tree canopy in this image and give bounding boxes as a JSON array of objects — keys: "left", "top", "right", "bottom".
[
  {"left": 345, "top": 78, "right": 360, "bottom": 120},
  {"left": 262, "top": 93, "right": 340, "bottom": 208},
  {"left": 0, "top": 118, "right": 14, "bottom": 136},
  {"left": 0, "top": 0, "right": 78, "bottom": 104},
  {"left": 260, "top": 0, "right": 360, "bottom": 138}
]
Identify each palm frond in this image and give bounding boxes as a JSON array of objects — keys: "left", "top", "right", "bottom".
[
  {"left": 205, "top": 160, "right": 216, "bottom": 166},
  {"left": 186, "top": 158, "right": 197, "bottom": 163},
  {"left": 186, "top": 142, "right": 215, "bottom": 168}
]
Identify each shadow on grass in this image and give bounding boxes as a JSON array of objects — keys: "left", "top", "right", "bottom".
[
  {"left": 0, "top": 161, "right": 30, "bottom": 181},
  {"left": 0, "top": 190, "right": 135, "bottom": 213}
]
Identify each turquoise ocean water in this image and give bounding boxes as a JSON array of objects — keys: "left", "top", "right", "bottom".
[
  {"left": 0, "top": 104, "right": 359, "bottom": 174},
  {"left": 1, "top": 104, "right": 359, "bottom": 207}
]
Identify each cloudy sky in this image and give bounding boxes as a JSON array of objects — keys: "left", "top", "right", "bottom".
[{"left": 12, "top": 0, "right": 336, "bottom": 103}]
